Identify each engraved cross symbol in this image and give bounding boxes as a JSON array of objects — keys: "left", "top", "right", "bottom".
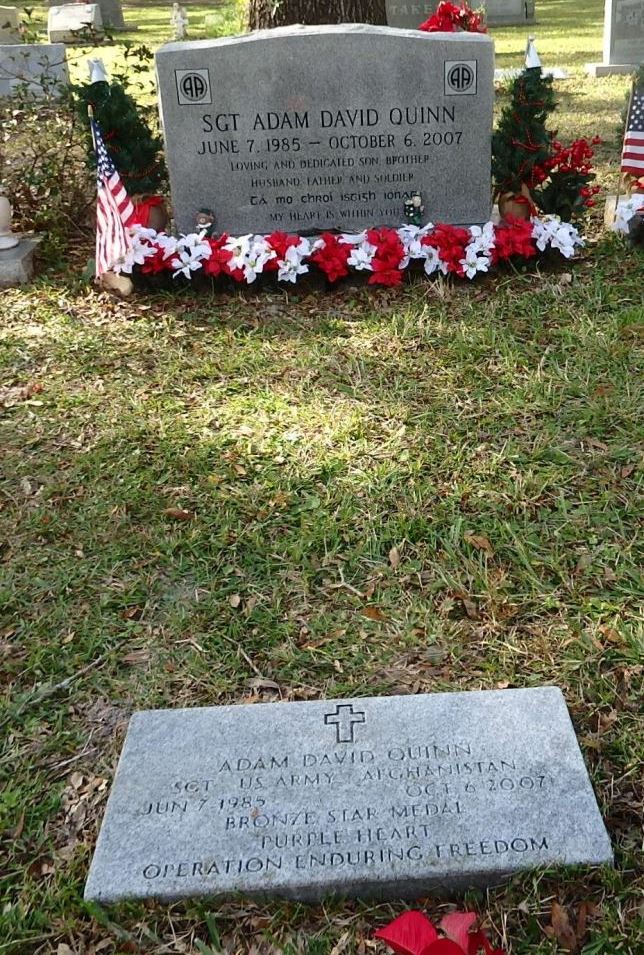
[{"left": 324, "top": 704, "right": 366, "bottom": 744}]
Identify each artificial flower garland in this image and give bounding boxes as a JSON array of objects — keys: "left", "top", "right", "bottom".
[{"left": 112, "top": 216, "right": 584, "bottom": 288}]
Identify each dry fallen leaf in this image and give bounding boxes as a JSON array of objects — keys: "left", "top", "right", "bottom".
[
  {"left": 163, "top": 507, "right": 195, "bottom": 521},
  {"left": 388, "top": 546, "right": 401, "bottom": 569},
  {"left": 547, "top": 901, "right": 578, "bottom": 953},
  {"left": 361, "top": 606, "right": 387, "bottom": 622},
  {"left": 229, "top": 593, "right": 242, "bottom": 609},
  {"left": 248, "top": 677, "right": 280, "bottom": 692},
  {"left": 464, "top": 533, "right": 494, "bottom": 555},
  {"left": 122, "top": 648, "right": 150, "bottom": 666}
]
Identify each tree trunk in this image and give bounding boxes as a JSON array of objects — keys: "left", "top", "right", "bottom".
[{"left": 248, "top": 1, "right": 387, "bottom": 31}]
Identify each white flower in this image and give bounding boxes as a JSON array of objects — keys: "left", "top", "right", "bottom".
[
  {"left": 277, "top": 245, "right": 309, "bottom": 283},
  {"left": 339, "top": 231, "right": 368, "bottom": 246},
  {"left": 243, "top": 236, "right": 276, "bottom": 283},
  {"left": 347, "top": 240, "right": 376, "bottom": 271},
  {"left": 460, "top": 250, "right": 490, "bottom": 280},
  {"left": 612, "top": 196, "right": 644, "bottom": 234},
  {"left": 277, "top": 238, "right": 310, "bottom": 283},
  {"left": 423, "top": 244, "right": 442, "bottom": 276},
  {"left": 223, "top": 233, "right": 253, "bottom": 270},
  {"left": 113, "top": 231, "right": 158, "bottom": 274},
  {"left": 467, "top": 222, "right": 496, "bottom": 255},
  {"left": 172, "top": 245, "right": 209, "bottom": 279},
  {"left": 532, "top": 215, "right": 583, "bottom": 259},
  {"left": 397, "top": 223, "right": 435, "bottom": 268}
]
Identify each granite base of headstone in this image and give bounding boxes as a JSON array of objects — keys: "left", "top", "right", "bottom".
[
  {"left": 0, "top": 5, "right": 20, "bottom": 43},
  {"left": 48, "top": 4, "right": 103, "bottom": 44},
  {"left": 0, "top": 236, "right": 42, "bottom": 286},
  {"left": 0, "top": 42, "right": 69, "bottom": 97},
  {"left": 385, "top": 1, "right": 536, "bottom": 28},
  {"left": 155, "top": 24, "right": 495, "bottom": 235},
  {"left": 85, "top": 687, "right": 612, "bottom": 904},
  {"left": 586, "top": 0, "right": 644, "bottom": 76}
]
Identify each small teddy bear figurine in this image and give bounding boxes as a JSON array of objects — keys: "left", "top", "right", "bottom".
[
  {"left": 404, "top": 191, "right": 425, "bottom": 227},
  {"left": 195, "top": 208, "right": 216, "bottom": 237}
]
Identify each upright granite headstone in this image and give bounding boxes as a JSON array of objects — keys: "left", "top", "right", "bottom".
[
  {"left": 587, "top": 0, "right": 644, "bottom": 75},
  {"left": 0, "top": 6, "right": 20, "bottom": 43},
  {"left": 385, "top": 1, "right": 432, "bottom": 28},
  {"left": 85, "top": 687, "right": 612, "bottom": 904},
  {"left": 97, "top": 0, "right": 125, "bottom": 30},
  {"left": 385, "top": 1, "right": 535, "bottom": 28},
  {"left": 0, "top": 42, "right": 68, "bottom": 96},
  {"left": 155, "top": 25, "right": 494, "bottom": 235},
  {"left": 48, "top": 3, "right": 103, "bottom": 43}
]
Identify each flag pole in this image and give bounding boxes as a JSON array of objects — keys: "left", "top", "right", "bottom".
[
  {"left": 617, "top": 79, "right": 635, "bottom": 205},
  {"left": 88, "top": 103, "right": 97, "bottom": 153}
]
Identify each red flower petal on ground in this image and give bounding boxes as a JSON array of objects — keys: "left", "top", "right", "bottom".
[
  {"left": 466, "top": 929, "right": 505, "bottom": 955},
  {"left": 421, "top": 942, "right": 467, "bottom": 955},
  {"left": 439, "top": 913, "right": 478, "bottom": 952},
  {"left": 374, "top": 911, "right": 438, "bottom": 955}
]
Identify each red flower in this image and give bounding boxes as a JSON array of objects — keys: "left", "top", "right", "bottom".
[
  {"left": 309, "top": 233, "right": 351, "bottom": 283},
  {"left": 422, "top": 223, "right": 470, "bottom": 276},
  {"left": 367, "top": 227, "right": 405, "bottom": 286},
  {"left": 374, "top": 910, "right": 505, "bottom": 955},
  {"left": 491, "top": 217, "right": 537, "bottom": 264},
  {"left": 140, "top": 243, "right": 170, "bottom": 274},
  {"left": 201, "top": 234, "right": 244, "bottom": 282},
  {"left": 264, "top": 231, "right": 301, "bottom": 271},
  {"left": 419, "top": 2, "right": 487, "bottom": 34}
]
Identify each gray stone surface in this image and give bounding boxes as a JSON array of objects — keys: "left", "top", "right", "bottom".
[
  {"left": 85, "top": 686, "right": 613, "bottom": 904},
  {"left": 483, "top": 0, "right": 536, "bottom": 26},
  {"left": 0, "top": 236, "right": 41, "bottom": 286},
  {"left": 385, "top": 1, "right": 535, "bottom": 28},
  {"left": 155, "top": 25, "right": 494, "bottom": 235},
  {"left": 48, "top": 3, "right": 102, "bottom": 44},
  {"left": 97, "top": 0, "right": 125, "bottom": 29},
  {"left": 0, "top": 6, "right": 20, "bottom": 43},
  {"left": 385, "top": 1, "right": 433, "bottom": 28},
  {"left": 0, "top": 43, "right": 68, "bottom": 97},
  {"left": 588, "top": 0, "right": 644, "bottom": 74}
]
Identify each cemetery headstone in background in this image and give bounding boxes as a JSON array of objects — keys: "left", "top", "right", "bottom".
[
  {"left": 0, "top": 6, "right": 20, "bottom": 43},
  {"left": 385, "top": 1, "right": 535, "bottom": 28},
  {"left": 385, "top": 1, "right": 433, "bottom": 28},
  {"left": 0, "top": 42, "right": 68, "bottom": 96},
  {"left": 97, "top": 0, "right": 125, "bottom": 30},
  {"left": 587, "top": 0, "right": 644, "bottom": 75},
  {"left": 48, "top": 3, "right": 103, "bottom": 43},
  {"left": 483, "top": 0, "right": 535, "bottom": 26},
  {"left": 84, "top": 687, "right": 612, "bottom": 903},
  {"left": 155, "top": 24, "right": 494, "bottom": 235}
]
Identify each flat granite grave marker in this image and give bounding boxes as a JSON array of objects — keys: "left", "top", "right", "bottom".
[
  {"left": 587, "top": 0, "right": 644, "bottom": 76},
  {"left": 155, "top": 25, "right": 494, "bottom": 235},
  {"left": 85, "top": 687, "right": 612, "bottom": 904}
]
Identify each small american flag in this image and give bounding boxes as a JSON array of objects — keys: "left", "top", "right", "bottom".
[
  {"left": 91, "top": 117, "right": 135, "bottom": 276},
  {"left": 621, "top": 83, "right": 644, "bottom": 178}
]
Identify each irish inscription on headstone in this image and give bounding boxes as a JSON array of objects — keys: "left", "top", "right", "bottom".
[
  {"left": 85, "top": 687, "right": 612, "bottom": 904},
  {"left": 155, "top": 25, "right": 494, "bottom": 235},
  {"left": 587, "top": 0, "right": 644, "bottom": 75}
]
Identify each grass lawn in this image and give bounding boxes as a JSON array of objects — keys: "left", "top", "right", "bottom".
[{"left": 1, "top": 1, "right": 643, "bottom": 953}]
